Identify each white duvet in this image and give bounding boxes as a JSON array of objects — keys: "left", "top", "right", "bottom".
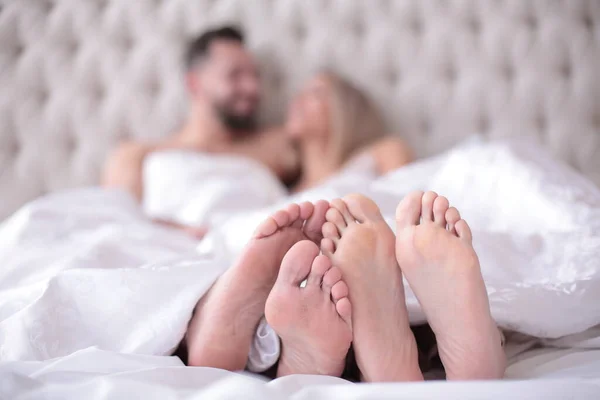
[{"left": 2, "top": 137, "right": 600, "bottom": 399}]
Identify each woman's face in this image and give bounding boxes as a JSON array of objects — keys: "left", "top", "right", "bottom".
[{"left": 286, "top": 75, "right": 331, "bottom": 140}]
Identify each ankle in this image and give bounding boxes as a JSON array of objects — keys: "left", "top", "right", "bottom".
[
  {"left": 439, "top": 336, "right": 506, "bottom": 380},
  {"left": 359, "top": 335, "right": 424, "bottom": 382},
  {"left": 187, "top": 343, "right": 249, "bottom": 370},
  {"left": 277, "top": 345, "right": 345, "bottom": 377}
]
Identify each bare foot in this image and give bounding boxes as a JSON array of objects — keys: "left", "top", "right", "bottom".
[
  {"left": 186, "top": 200, "right": 329, "bottom": 370},
  {"left": 321, "top": 194, "right": 423, "bottom": 382},
  {"left": 395, "top": 191, "right": 506, "bottom": 380},
  {"left": 265, "top": 240, "right": 352, "bottom": 377}
]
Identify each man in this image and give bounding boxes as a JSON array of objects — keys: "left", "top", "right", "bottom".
[{"left": 102, "top": 26, "right": 298, "bottom": 206}]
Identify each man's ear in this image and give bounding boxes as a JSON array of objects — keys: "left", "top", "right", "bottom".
[{"left": 185, "top": 71, "right": 202, "bottom": 97}]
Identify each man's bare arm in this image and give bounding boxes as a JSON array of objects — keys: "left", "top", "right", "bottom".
[{"left": 102, "top": 142, "right": 152, "bottom": 201}]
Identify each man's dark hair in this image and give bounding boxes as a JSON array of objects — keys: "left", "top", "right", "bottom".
[{"left": 184, "top": 26, "right": 244, "bottom": 70}]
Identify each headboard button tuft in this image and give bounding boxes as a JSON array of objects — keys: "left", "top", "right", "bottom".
[
  {"left": 410, "top": 18, "right": 422, "bottom": 36},
  {"left": 7, "top": 138, "right": 20, "bottom": 156},
  {"left": 468, "top": 17, "right": 481, "bottom": 34},
  {"left": 524, "top": 15, "right": 538, "bottom": 31},
  {"left": 502, "top": 64, "right": 514, "bottom": 82},
  {"left": 386, "top": 69, "right": 399, "bottom": 87},
  {"left": 294, "top": 23, "right": 306, "bottom": 42},
  {"left": 560, "top": 63, "right": 572, "bottom": 80},
  {"left": 444, "top": 65, "right": 457, "bottom": 82}
]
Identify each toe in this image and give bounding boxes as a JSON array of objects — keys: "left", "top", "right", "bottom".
[
  {"left": 455, "top": 219, "right": 473, "bottom": 244},
  {"left": 286, "top": 203, "right": 303, "bottom": 228},
  {"left": 272, "top": 209, "right": 291, "bottom": 227},
  {"left": 326, "top": 208, "right": 347, "bottom": 233},
  {"left": 421, "top": 191, "right": 438, "bottom": 222},
  {"left": 321, "top": 238, "right": 336, "bottom": 255},
  {"left": 395, "top": 190, "right": 424, "bottom": 229},
  {"left": 298, "top": 201, "right": 314, "bottom": 220},
  {"left": 304, "top": 200, "right": 329, "bottom": 242},
  {"left": 277, "top": 241, "right": 320, "bottom": 285},
  {"left": 253, "top": 208, "right": 290, "bottom": 238},
  {"left": 286, "top": 203, "right": 301, "bottom": 221},
  {"left": 322, "top": 266, "right": 342, "bottom": 295},
  {"left": 335, "top": 297, "right": 352, "bottom": 327},
  {"left": 331, "top": 280, "right": 349, "bottom": 302},
  {"left": 343, "top": 194, "right": 383, "bottom": 223},
  {"left": 433, "top": 196, "right": 450, "bottom": 228},
  {"left": 331, "top": 199, "right": 354, "bottom": 225},
  {"left": 307, "top": 255, "right": 332, "bottom": 287},
  {"left": 253, "top": 218, "right": 278, "bottom": 238},
  {"left": 445, "top": 207, "right": 461, "bottom": 235},
  {"left": 322, "top": 222, "right": 341, "bottom": 243}
]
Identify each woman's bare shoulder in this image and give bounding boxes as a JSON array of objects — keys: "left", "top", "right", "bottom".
[
  {"left": 369, "top": 136, "right": 412, "bottom": 153},
  {"left": 366, "top": 136, "right": 414, "bottom": 174}
]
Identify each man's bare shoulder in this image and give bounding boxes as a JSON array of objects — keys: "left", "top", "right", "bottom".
[
  {"left": 103, "top": 140, "right": 165, "bottom": 181},
  {"left": 108, "top": 137, "right": 182, "bottom": 164},
  {"left": 109, "top": 141, "right": 153, "bottom": 161}
]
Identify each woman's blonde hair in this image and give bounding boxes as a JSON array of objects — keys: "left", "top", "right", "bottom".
[{"left": 323, "top": 71, "right": 386, "bottom": 166}]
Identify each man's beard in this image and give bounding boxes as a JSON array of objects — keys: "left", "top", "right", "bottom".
[{"left": 215, "top": 105, "right": 258, "bottom": 134}]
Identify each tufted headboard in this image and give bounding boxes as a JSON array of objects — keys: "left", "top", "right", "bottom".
[{"left": 0, "top": 0, "right": 599, "bottom": 220}]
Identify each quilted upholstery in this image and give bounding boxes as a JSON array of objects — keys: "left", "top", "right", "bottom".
[{"left": 0, "top": 0, "right": 599, "bottom": 220}]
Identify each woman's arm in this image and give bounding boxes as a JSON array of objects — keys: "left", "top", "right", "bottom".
[{"left": 368, "top": 137, "right": 414, "bottom": 175}]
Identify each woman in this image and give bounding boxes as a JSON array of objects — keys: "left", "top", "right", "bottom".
[{"left": 285, "top": 71, "right": 413, "bottom": 192}]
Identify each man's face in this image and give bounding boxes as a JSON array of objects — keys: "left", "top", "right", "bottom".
[{"left": 193, "top": 40, "right": 261, "bottom": 132}]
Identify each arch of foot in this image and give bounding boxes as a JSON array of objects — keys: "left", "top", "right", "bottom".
[{"left": 0, "top": 0, "right": 598, "bottom": 219}]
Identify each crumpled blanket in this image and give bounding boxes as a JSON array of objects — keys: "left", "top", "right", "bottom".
[{"left": 1, "top": 137, "right": 599, "bottom": 374}]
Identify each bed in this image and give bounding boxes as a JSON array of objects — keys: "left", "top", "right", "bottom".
[{"left": 1, "top": 1, "right": 600, "bottom": 399}]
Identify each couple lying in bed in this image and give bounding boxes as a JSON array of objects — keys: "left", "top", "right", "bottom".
[
  {"left": 102, "top": 26, "right": 412, "bottom": 236},
  {"left": 103, "top": 26, "right": 505, "bottom": 381}
]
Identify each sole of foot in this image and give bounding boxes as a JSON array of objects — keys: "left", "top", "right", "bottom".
[
  {"left": 265, "top": 240, "right": 352, "bottom": 377},
  {"left": 186, "top": 200, "right": 329, "bottom": 370},
  {"left": 395, "top": 190, "right": 506, "bottom": 380},
  {"left": 321, "top": 194, "right": 423, "bottom": 382}
]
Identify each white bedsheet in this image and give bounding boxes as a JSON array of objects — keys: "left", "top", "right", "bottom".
[
  {"left": 2, "top": 347, "right": 600, "bottom": 399},
  {"left": 1, "top": 138, "right": 600, "bottom": 399}
]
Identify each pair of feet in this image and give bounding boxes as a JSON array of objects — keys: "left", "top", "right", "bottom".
[{"left": 185, "top": 191, "right": 506, "bottom": 381}]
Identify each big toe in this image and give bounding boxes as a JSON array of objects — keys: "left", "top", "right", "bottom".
[
  {"left": 330, "top": 199, "right": 354, "bottom": 225},
  {"left": 395, "top": 191, "right": 424, "bottom": 229},
  {"left": 277, "top": 240, "right": 321, "bottom": 285},
  {"left": 343, "top": 194, "right": 384, "bottom": 223}
]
